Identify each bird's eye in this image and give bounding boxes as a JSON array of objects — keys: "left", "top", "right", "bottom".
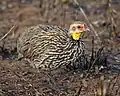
[
  {"left": 77, "top": 26, "right": 80, "bottom": 29},
  {"left": 78, "top": 25, "right": 84, "bottom": 30},
  {"left": 72, "top": 27, "right": 76, "bottom": 31}
]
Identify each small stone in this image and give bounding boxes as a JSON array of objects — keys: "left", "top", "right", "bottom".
[
  {"left": 8, "top": 4, "right": 13, "bottom": 9},
  {"left": 0, "top": 6, "right": 7, "bottom": 11}
]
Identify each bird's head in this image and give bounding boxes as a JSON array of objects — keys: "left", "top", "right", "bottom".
[{"left": 69, "top": 21, "right": 89, "bottom": 40}]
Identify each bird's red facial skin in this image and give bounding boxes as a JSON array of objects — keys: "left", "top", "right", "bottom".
[
  {"left": 77, "top": 25, "right": 85, "bottom": 31},
  {"left": 72, "top": 25, "right": 85, "bottom": 31}
]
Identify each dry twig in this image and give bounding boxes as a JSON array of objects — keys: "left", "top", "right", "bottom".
[
  {"left": 74, "top": 0, "right": 101, "bottom": 45},
  {"left": 0, "top": 25, "right": 16, "bottom": 42},
  {"left": 74, "top": 86, "right": 82, "bottom": 96}
]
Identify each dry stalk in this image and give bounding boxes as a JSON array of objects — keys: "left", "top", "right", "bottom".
[
  {"left": 0, "top": 25, "right": 16, "bottom": 42},
  {"left": 107, "top": 74, "right": 120, "bottom": 95},
  {"left": 74, "top": 86, "right": 82, "bottom": 96},
  {"left": 97, "top": 75, "right": 107, "bottom": 96},
  {"left": 105, "top": 0, "right": 118, "bottom": 38},
  {"left": 85, "top": 37, "right": 104, "bottom": 78},
  {"left": 74, "top": 0, "right": 101, "bottom": 45}
]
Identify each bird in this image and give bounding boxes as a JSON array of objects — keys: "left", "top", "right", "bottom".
[{"left": 17, "top": 21, "right": 89, "bottom": 70}]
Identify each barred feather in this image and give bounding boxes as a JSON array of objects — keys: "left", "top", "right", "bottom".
[{"left": 17, "top": 24, "right": 85, "bottom": 70}]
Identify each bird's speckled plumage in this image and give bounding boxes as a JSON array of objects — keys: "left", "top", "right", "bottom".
[{"left": 17, "top": 24, "right": 85, "bottom": 70}]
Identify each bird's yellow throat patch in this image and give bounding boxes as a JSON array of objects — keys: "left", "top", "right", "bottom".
[{"left": 72, "top": 32, "right": 84, "bottom": 40}]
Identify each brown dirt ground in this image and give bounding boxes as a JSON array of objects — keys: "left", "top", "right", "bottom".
[{"left": 0, "top": 0, "right": 120, "bottom": 96}]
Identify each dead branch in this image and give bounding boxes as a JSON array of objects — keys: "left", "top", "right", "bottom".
[
  {"left": 74, "top": 0, "right": 102, "bottom": 45},
  {"left": 0, "top": 25, "right": 16, "bottom": 42}
]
